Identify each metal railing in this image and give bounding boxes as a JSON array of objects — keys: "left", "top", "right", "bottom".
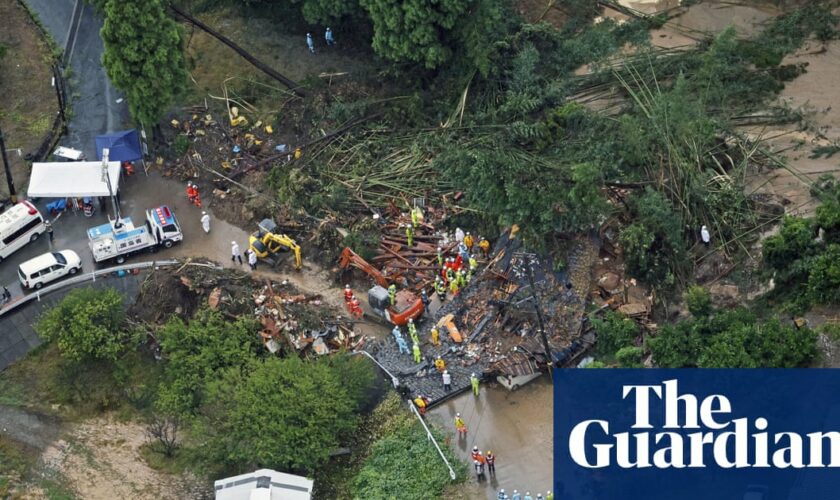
[
  {"left": 354, "top": 350, "right": 458, "bottom": 481},
  {"left": 0, "top": 259, "right": 180, "bottom": 317}
]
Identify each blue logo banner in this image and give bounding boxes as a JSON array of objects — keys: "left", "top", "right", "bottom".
[{"left": 554, "top": 369, "right": 840, "bottom": 500}]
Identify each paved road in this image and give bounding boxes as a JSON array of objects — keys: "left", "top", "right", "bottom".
[{"left": 0, "top": 0, "right": 133, "bottom": 296}]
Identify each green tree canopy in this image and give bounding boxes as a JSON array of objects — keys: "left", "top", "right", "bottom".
[
  {"left": 156, "top": 309, "right": 262, "bottom": 416},
  {"left": 359, "top": 0, "right": 471, "bottom": 69},
  {"left": 36, "top": 287, "right": 127, "bottom": 362},
  {"left": 100, "top": 0, "right": 187, "bottom": 127},
  {"left": 197, "top": 355, "right": 368, "bottom": 473}
]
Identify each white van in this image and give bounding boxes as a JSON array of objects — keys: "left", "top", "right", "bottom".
[
  {"left": 18, "top": 250, "right": 82, "bottom": 289},
  {"left": 0, "top": 201, "right": 46, "bottom": 262}
]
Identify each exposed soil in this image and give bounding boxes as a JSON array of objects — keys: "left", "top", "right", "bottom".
[
  {"left": 0, "top": 0, "right": 59, "bottom": 199},
  {"left": 40, "top": 416, "right": 211, "bottom": 500}
]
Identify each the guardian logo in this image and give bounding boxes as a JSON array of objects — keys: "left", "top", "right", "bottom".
[{"left": 568, "top": 379, "right": 840, "bottom": 469}]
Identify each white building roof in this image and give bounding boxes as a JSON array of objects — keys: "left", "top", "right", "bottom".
[{"left": 214, "top": 469, "right": 313, "bottom": 500}]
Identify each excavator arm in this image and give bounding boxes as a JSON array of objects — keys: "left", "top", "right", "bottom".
[{"left": 339, "top": 247, "right": 391, "bottom": 287}]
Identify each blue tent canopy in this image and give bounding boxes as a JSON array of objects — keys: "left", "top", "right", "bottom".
[{"left": 95, "top": 129, "right": 142, "bottom": 162}]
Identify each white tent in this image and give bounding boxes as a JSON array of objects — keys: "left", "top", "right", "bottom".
[{"left": 27, "top": 161, "right": 121, "bottom": 198}]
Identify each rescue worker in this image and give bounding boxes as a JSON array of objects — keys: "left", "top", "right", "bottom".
[
  {"left": 430, "top": 326, "right": 440, "bottom": 346},
  {"left": 410, "top": 206, "right": 419, "bottom": 229},
  {"left": 420, "top": 289, "right": 430, "bottom": 311},
  {"left": 536, "top": 495, "right": 543, "bottom": 500},
  {"left": 457, "top": 270, "right": 467, "bottom": 289},
  {"left": 455, "top": 227, "right": 465, "bottom": 244},
  {"left": 445, "top": 265, "right": 456, "bottom": 285},
  {"left": 248, "top": 248, "right": 258, "bottom": 270},
  {"left": 497, "top": 489, "right": 507, "bottom": 500},
  {"left": 454, "top": 412, "right": 466, "bottom": 436},
  {"left": 701, "top": 224, "right": 711, "bottom": 246},
  {"left": 405, "top": 224, "right": 414, "bottom": 247},
  {"left": 434, "top": 356, "right": 446, "bottom": 372},
  {"left": 512, "top": 491, "right": 522, "bottom": 500},
  {"left": 471, "top": 446, "right": 484, "bottom": 463},
  {"left": 391, "top": 325, "right": 402, "bottom": 341},
  {"left": 436, "top": 246, "right": 444, "bottom": 267},
  {"left": 349, "top": 296, "right": 364, "bottom": 319},
  {"left": 200, "top": 211, "right": 211, "bottom": 233},
  {"left": 449, "top": 278, "right": 459, "bottom": 296},
  {"left": 2, "top": 286, "right": 11, "bottom": 302},
  {"left": 325, "top": 27, "right": 334, "bottom": 46},
  {"left": 344, "top": 284, "right": 354, "bottom": 303},
  {"left": 45, "top": 220, "right": 54, "bottom": 243},
  {"left": 486, "top": 451, "right": 496, "bottom": 475},
  {"left": 413, "top": 394, "right": 429, "bottom": 416},
  {"left": 469, "top": 254, "right": 478, "bottom": 273},
  {"left": 306, "top": 33, "right": 315, "bottom": 53},
  {"left": 435, "top": 278, "right": 447, "bottom": 302},
  {"left": 478, "top": 236, "right": 491, "bottom": 258},
  {"left": 474, "top": 460, "right": 485, "bottom": 481},
  {"left": 471, "top": 372, "right": 480, "bottom": 396},
  {"left": 397, "top": 336, "right": 409, "bottom": 354},
  {"left": 231, "top": 241, "right": 242, "bottom": 264},
  {"left": 408, "top": 319, "right": 419, "bottom": 345},
  {"left": 443, "top": 370, "right": 452, "bottom": 391},
  {"left": 545, "top": 491, "right": 553, "bottom": 500},
  {"left": 186, "top": 182, "right": 197, "bottom": 204},
  {"left": 464, "top": 231, "right": 474, "bottom": 251},
  {"left": 388, "top": 283, "right": 397, "bottom": 306},
  {"left": 459, "top": 242, "right": 470, "bottom": 263},
  {"left": 524, "top": 492, "right": 533, "bottom": 500},
  {"left": 412, "top": 342, "right": 421, "bottom": 363}
]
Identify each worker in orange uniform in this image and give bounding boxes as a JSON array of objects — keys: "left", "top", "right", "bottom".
[
  {"left": 344, "top": 284, "right": 354, "bottom": 303},
  {"left": 186, "top": 182, "right": 197, "bottom": 204},
  {"left": 349, "top": 296, "right": 364, "bottom": 319},
  {"left": 471, "top": 446, "right": 485, "bottom": 464},
  {"left": 485, "top": 451, "right": 496, "bottom": 475}
]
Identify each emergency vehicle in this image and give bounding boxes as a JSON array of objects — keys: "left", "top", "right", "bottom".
[{"left": 87, "top": 205, "right": 182, "bottom": 264}]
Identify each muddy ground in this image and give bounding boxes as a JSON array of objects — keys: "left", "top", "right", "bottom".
[{"left": 0, "top": 0, "right": 59, "bottom": 200}]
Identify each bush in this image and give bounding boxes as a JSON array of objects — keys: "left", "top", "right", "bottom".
[
  {"left": 197, "top": 356, "right": 368, "bottom": 474},
  {"left": 684, "top": 285, "right": 712, "bottom": 317},
  {"left": 763, "top": 216, "right": 814, "bottom": 271},
  {"left": 615, "top": 346, "right": 644, "bottom": 368},
  {"left": 806, "top": 244, "right": 840, "bottom": 305},
  {"left": 592, "top": 311, "right": 639, "bottom": 360},
  {"left": 620, "top": 188, "right": 685, "bottom": 286},
  {"left": 352, "top": 418, "right": 466, "bottom": 498},
  {"left": 35, "top": 287, "right": 127, "bottom": 363}
]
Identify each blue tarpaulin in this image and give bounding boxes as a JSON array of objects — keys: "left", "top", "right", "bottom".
[{"left": 95, "top": 129, "right": 142, "bottom": 162}]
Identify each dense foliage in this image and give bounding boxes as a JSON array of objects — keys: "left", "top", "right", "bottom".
[
  {"left": 36, "top": 287, "right": 127, "bottom": 362},
  {"left": 352, "top": 416, "right": 466, "bottom": 498},
  {"left": 647, "top": 309, "right": 816, "bottom": 368},
  {"left": 101, "top": 0, "right": 187, "bottom": 127},
  {"left": 196, "top": 356, "right": 371, "bottom": 473},
  {"left": 592, "top": 311, "right": 640, "bottom": 362}
]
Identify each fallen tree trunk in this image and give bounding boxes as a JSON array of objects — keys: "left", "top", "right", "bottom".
[{"left": 170, "top": 4, "right": 305, "bottom": 96}]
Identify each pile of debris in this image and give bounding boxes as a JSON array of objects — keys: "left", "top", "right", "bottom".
[
  {"left": 366, "top": 229, "right": 599, "bottom": 405},
  {"left": 133, "top": 261, "right": 365, "bottom": 357},
  {"left": 254, "top": 279, "right": 366, "bottom": 357}
]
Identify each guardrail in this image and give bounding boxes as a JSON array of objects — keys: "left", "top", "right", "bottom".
[{"left": 0, "top": 259, "right": 180, "bottom": 317}]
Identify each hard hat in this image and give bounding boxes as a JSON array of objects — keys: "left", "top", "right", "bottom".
[
  {"left": 500, "top": 489, "right": 505, "bottom": 494},
  {"left": 488, "top": 450, "right": 493, "bottom": 454},
  {"left": 456, "top": 412, "right": 460, "bottom": 416},
  {"left": 345, "top": 284, "right": 350, "bottom": 289},
  {"left": 471, "top": 372, "right": 476, "bottom": 376},
  {"left": 202, "top": 211, "right": 206, "bottom": 215},
  {"left": 408, "top": 318, "right": 413, "bottom": 323},
  {"left": 307, "top": 32, "right": 311, "bottom": 36},
  {"left": 466, "top": 231, "right": 470, "bottom": 235},
  {"left": 231, "top": 241, "right": 236, "bottom": 245},
  {"left": 437, "top": 246, "right": 442, "bottom": 251},
  {"left": 473, "top": 446, "right": 478, "bottom": 451},
  {"left": 436, "top": 355, "right": 441, "bottom": 359},
  {"left": 327, "top": 27, "right": 331, "bottom": 30}
]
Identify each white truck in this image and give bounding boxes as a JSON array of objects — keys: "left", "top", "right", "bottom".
[{"left": 87, "top": 205, "right": 182, "bottom": 264}]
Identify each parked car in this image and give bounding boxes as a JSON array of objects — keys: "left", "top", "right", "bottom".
[{"left": 18, "top": 250, "right": 82, "bottom": 290}]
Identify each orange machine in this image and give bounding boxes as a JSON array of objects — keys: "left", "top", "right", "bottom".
[{"left": 339, "top": 247, "right": 424, "bottom": 326}]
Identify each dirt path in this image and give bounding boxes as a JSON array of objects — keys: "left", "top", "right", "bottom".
[{"left": 40, "top": 416, "right": 210, "bottom": 500}]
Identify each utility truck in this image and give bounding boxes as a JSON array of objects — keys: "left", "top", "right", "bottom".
[{"left": 88, "top": 205, "right": 182, "bottom": 264}]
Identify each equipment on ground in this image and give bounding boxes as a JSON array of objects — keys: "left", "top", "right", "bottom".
[
  {"left": 88, "top": 205, "right": 182, "bottom": 264},
  {"left": 249, "top": 219, "right": 302, "bottom": 269},
  {"left": 339, "top": 247, "right": 424, "bottom": 326}
]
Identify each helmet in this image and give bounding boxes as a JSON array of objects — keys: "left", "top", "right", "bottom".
[
  {"left": 473, "top": 446, "right": 478, "bottom": 451},
  {"left": 500, "top": 489, "right": 505, "bottom": 494},
  {"left": 307, "top": 32, "right": 311, "bottom": 36},
  {"left": 202, "top": 211, "right": 206, "bottom": 215},
  {"left": 408, "top": 319, "right": 413, "bottom": 323},
  {"left": 456, "top": 412, "right": 460, "bottom": 417},
  {"left": 444, "top": 370, "right": 449, "bottom": 374},
  {"left": 471, "top": 372, "right": 476, "bottom": 377},
  {"left": 231, "top": 241, "right": 236, "bottom": 245},
  {"left": 466, "top": 231, "right": 470, "bottom": 235},
  {"left": 345, "top": 284, "right": 350, "bottom": 289},
  {"left": 487, "top": 450, "right": 493, "bottom": 455},
  {"left": 437, "top": 246, "right": 442, "bottom": 251}
]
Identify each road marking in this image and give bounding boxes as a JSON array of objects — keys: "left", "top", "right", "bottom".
[
  {"left": 65, "top": 2, "right": 85, "bottom": 67},
  {"left": 62, "top": 0, "right": 80, "bottom": 53}
]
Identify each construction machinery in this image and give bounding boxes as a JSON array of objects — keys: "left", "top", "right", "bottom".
[
  {"left": 339, "top": 247, "right": 424, "bottom": 326},
  {"left": 249, "top": 219, "right": 302, "bottom": 269}
]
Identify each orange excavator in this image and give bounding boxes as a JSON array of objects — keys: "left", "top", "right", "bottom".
[{"left": 339, "top": 247, "right": 424, "bottom": 326}]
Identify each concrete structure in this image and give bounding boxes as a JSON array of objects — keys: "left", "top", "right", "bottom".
[{"left": 214, "top": 469, "right": 313, "bottom": 500}]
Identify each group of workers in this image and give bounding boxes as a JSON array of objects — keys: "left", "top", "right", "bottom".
[
  {"left": 497, "top": 489, "right": 554, "bottom": 500},
  {"left": 306, "top": 28, "right": 335, "bottom": 54},
  {"left": 471, "top": 446, "right": 497, "bottom": 481},
  {"left": 432, "top": 228, "right": 490, "bottom": 301},
  {"left": 344, "top": 284, "right": 364, "bottom": 319},
  {"left": 185, "top": 182, "right": 202, "bottom": 208}
]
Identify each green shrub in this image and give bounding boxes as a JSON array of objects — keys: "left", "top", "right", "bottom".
[
  {"left": 807, "top": 244, "right": 840, "bottom": 304},
  {"left": 684, "top": 285, "right": 712, "bottom": 317},
  {"left": 173, "top": 134, "right": 190, "bottom": 156},
  {"left": 592, "top": 311, "right": 639, "bottom": 360},
  {"left": 36, "top": 287, "right": 128, "bottom": 363},
  {"left": 615, "top": 346, "right": 644, "bottom": 368}
]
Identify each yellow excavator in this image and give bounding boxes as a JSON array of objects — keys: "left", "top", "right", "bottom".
[{"left": 249, "top": 219, "right": 302, "bottom": 270}]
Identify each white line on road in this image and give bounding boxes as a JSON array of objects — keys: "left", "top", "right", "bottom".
[
  {"left": 65, "top": 2, "right": 85, "bottom": 67},
  {"left": 62, "top": 0, "right": 80, "bottom": 52}
]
